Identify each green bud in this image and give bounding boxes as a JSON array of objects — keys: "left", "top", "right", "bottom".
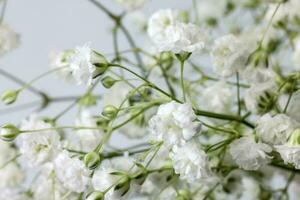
[
  {"left": 102, "top": 105, "right": 118, "bottom": 119},
  {"left": 86, "top": 191, "right": 104, "bottom": 200},
  {"left": 92, "top": 51, "right": 109, "bottom": 78},
  {"left": 84, "top": 151, "right": 101, "bottom": 170},
  {"left": 101, "top": 76, "right": 117, "bottom": 89},
  {"left": 288, "top": 129, "right": 300, "bottom": 146},
  {"left": 257, "top": 90, "right": 276, "bottom": 114},
  {"left": 1, "top": 89, "right": 19, "bottom": 105},
  {"left": 114, "top": 176, "right": 131, "bottom": 197},
  {"left": 176, "top": 189, "right": 192, "bottom": 200},
  {"left": 0, "top": 124, "right": 20, "bottom": 142}
]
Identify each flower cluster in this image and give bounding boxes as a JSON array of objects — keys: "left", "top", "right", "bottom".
[{"left": 1, "top": 0, "right": 300, "bottom": 199}]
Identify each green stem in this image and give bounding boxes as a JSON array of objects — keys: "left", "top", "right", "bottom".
[
  {"left": 180, "top": 60, "right": 186, "bottom": 102},
  {"left": 236, "top": 72, "right": 241, "bottom": 115}
]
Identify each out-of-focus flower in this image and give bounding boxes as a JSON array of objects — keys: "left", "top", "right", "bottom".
[
  {"left": 211, "top": 34, "right": 250, "bottom": 77},
  {"left": 229, "top": 137, "right": 272, "bottom": 170},
  {"left": 148, "top": 101, "right": 201, "bottom": 147},
  {"left": 54, "top": 151, "right": 90, "bottom": 193},
  {"left": 115, "top": 0, "right": 147, "bottom": 10},
  {"left": 17, "top": 115, "right": 61, "bottom": 166},
  {"left": 256, "top": 113, "right": 295, "bottom": 145},
  {"left": 169, "top": 140, "right": 213, "bottom": 182},
  {"left": 148, "top": 9, "right": 207, "bottom": 53},
  {"left": 0, "top": 23, "right": 20, "bottom": 56}
]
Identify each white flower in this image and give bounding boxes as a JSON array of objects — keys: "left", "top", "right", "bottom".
[
  {"left": 275, "top": 145, "right": 300, "bottom": 169},
  {"left": 92, "top": 157, "right": 135, "bottom": 199},
  {"left": 148, "top": 9, "right": 207, "bottom": 53},
  {"left": 229, "top": 137, "right": 272, "bottom": 170},
  {"left": 0, "top": 189, "right": 30, "bottom": 200},
  {"left": 286, "top": 92, "right": 300, "bottom": 123},
  {"left": 211, "top": 34, "right": 249, "bottom": 77},
  {"left": 116, "top": 0, "right": 147, "bottom": 10},
  {"left": 17, "top": 114, "right": 61, "bottom": 166},
  {"left": 200, "top": 81, "right": 233, "bottom": 113},
  {"left": 148, "top": 101, "right": 201, "bottom": 147},
  {"left": 293, "top": 36, "right": 300, "bottom": 70},
  {"left": 0, "top": 23, "right": 20, "bottom": 56},
  {"left": 169, "top": 140, "right": 213, "bottom": 182},
  {"left": 197, "top": 0, "right": 227, "bottom": 23},
  {"left": 74, "top": 110, "right": 103, "bottom": 152},
  {"left": 256, "top": 114, "right": 295, "bottom": 145},
  {"left": 244, "top": 81, "right": 276, "bottom": 114},
  {"left": 69, "top": 43, "right": 96, "bottom": 86},
  {"left": 54, "top": 151, "right": 90, "bottom": 192},
  {"left": 0, "top": 163, "right": 24, "bottom": 188},
  {"left": 49, "top": 50, "right": 75, "bottom": 82}
]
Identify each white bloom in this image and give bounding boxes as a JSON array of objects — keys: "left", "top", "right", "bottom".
[
  {"left": 148, "top": 9, "right": 207, "bottom": 53},
  {"left": 116, "top": 0, "right": 147, "bottom": 10},
  {"left": 200, "top": 81, "right": 233, "bottom": 113},
  {"left": 0, "top": 189, "right": 30, "bottom": 200},
  {"left": 229, "top": 137, "right": 272, "bottom": 170},
  {"left": 92, "top": 157, "right": 135, "bottom": 199},
  {"left": 54, "top": 151, "right": 90, "bottom": 192},
  {"left": 197, "top": 0, "right": 227, "bottom": 23},
  {"left": 49, "top": 50, "right": 75, "bottom": 82},
  {"left": 74, "top": 110, "right": 103, "bottom": 152},
  {"left": 0, "top": 163, "right": 24, "bottom": 188},
  {"left": 69, "top": 43, "right": 101, "bottom": 86},
  {"left": 169, "top": 140, "right": 213, "bottom": 182},
  {"left": 0, "top": 23, "right": 20, "bottom": 56},
  {"left": 211, "top": 34, "right": 249, "bottom": 77},
  {"left": 256, "top": 114, "right": 295, "bottom": 145},
  {"left": 275, "top": 145, "right": 300, "bottom": 169},
  {"left": 244, "top": 81, "right": 276, "bottom": 114},
  {"left": 148, "top": 101, "right": 201, "bottom": 147},
  {"left": 17, "top": 115, "right": 61, "bottom": 166},
  {"left": 293, "top": 36, "right": 300, "bottom": 70}
]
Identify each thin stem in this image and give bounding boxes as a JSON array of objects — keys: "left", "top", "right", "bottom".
[
  {"left": 158, "top": 61, "right": 176, "bottom": 98},
  {"left": 283, "top": 82, "right": 295, "bottom": 113},
  {"left": 0, "top": 0, "right": 7, "bottom": 23},
  {"left": 236, "top": 72, "right": 241, "bottom": 115},
  {"left": 0, "top": 68, "right": 44, "bottom": 96},
  {"left": 180, "top": 60, "right": 186, "bottom": 102},
  {"left": 21, "top": 126, "right": 102, "bottom": 134}
]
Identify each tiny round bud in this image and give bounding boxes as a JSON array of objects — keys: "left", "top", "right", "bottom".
[
  {"left": 0, "top": 124, "right": 20, "bottom": 141},
  {"left": 86, "top": 191, "right": 104, "bottom": 200},
  {"left": 102, "top": 105, "right": 118, "bottom": 119},
  {"left": 1, "top": 89, "right": 19, "bottom": 105},
  {"left": 84, "top": 151, "right": 101, "bottom": 170},
  {"left": 92, "top": 51, "right": 109, "bottom": 77},
  {"left": 101, "top": 76, "right": 117, "bottom": 89}
]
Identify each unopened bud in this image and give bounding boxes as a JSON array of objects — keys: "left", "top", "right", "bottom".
[
  {"left": 86, "top": 191, "right": 104, "bottom": 200},
  {"left": 0, "top": 124, "right": 20, "bottom": 141},
  {"left": 1, "top": 89, "right": 19, "bottom": 105},
  {"left": 92, "top": 51, "right": 109, "bottom": 78},
  {"left": 101, "top": 76, "right": 117, "bottom": 89},
  {"left": 84, "top": 151, "right": 101, "bottom": 170},
  {"left": 102, "top": 105, "right": 118, "bottom": 119}
]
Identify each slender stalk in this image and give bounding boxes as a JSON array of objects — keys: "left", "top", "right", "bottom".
[
  {"left": 236, "top": 72, "right": 241, "bottom": 115},
  {"left": 0, "top": 0, "right": 7, "bottom": 24},
  {"left": 180, "top": 60, "right": 186, "bottom": 102}
]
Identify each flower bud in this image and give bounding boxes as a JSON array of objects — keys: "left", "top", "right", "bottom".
[
  {"left": 288, "top": 129, "right": 300, "bottom": 146},
  {"left": 86, "top": 191, "right": 104, "bottom": 200},
  {"left": 92, "top": 51, "right": 109, "bottom": 78},
  {"left": 84, "top": 151, "right": 101, "bottom": 170},
  {"left": 79, "top": 93, "right": 97, "bottom": 107},
  {"left": 114, "top": 176, "right": 131, "bottom": 197},
  {"left": 0, "top": 124, "right": 20, "bottom": 141},
  {"left": 1, "top": 89, "right": 19, "bottom": 105},
  {"left": 102, "top": 105, "right": 118, "bottom": 119},
  {"left": 101, "top": 76, "right": 117, "bottom": 89}
]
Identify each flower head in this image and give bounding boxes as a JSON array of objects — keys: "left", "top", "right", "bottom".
[{"left": 229, "top": 137, "right": 272, "bottom": 170}]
